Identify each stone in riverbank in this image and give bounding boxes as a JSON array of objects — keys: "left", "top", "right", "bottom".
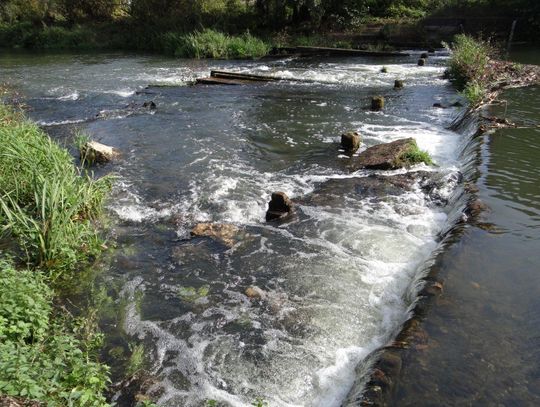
[
  {"left": 191, "top": 223, "right": 240, "bottom": 247},
  {"left": 266, "top": 192, "right": 293, "bottom": 221},
  {"left": 351, "top": 138, "right": 429, "bottom": 170},
  {"left": 81, "top": 141, "right": 120, "bottom": 163},
  {"left": 341, "top": 131, "right": 361, "bottom": 152},
  {"left": 371, "top": 96, "right": 385, "bottom": 111}
]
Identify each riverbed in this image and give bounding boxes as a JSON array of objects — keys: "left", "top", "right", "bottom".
[{"left": 1, "top": 50, "right": 479, "bottom": 406}]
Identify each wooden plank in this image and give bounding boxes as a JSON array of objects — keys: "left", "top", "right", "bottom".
[
  {"left": 209, "top": 70, "right": 317, "bottom": 84},
  {"left": 196, "top": 77, "right": 252, "bottom": 85},
  {"left": 295, "top": 46, "right": 409, "bottom": 57},
  {"left": 210, "top": 70, "right": 280, "bottom": 82}
]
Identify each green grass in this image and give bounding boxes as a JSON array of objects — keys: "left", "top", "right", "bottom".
[
  {"left": 460, "top": 80, "right": 487, "bottom": 108},
  {"left": 445, "top": 34, "right": 492, "bottom": 90},
  {"left": 0, "top": 259, "right": 110, "bottom": 406},
  {"left": 162, "top": 29, "right": 270, "bottom": 59},
  {"left": 0, "top": 105, "right": 112, "bottom": 276},
  {"left": 0, "top": 103, "right": 113, "bottom": 405},
  {"left": 399, "top": 141, "right": 433, "bottom": 166},
  {"left": 444, "top": 34, "right": 494, "bottom": 107}
]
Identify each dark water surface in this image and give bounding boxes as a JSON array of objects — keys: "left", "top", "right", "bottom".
[
  {"left": 1, "top": 48, "right": 527, "bottom": 406},
  {"left": 393, "top": 52, "right": 540, "bottom": 405}
]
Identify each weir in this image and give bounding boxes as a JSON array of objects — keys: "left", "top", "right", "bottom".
[{"left": 0, "top": 50, "right": 475, "bottom": 407}]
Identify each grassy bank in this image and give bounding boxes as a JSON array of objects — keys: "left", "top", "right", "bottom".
[
  {"left": 0, "top": 23, "right": 271, "bottom": 59},
  {"left": 0, "top": 104, "right": 112, "bottom": 405},
  {"left": 445, "top": 34, "right": 539, "bottom": 108}
]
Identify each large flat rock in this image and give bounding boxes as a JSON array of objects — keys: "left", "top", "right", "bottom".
[{"left": 351, "top": 138, "right": 417, "bottom": 171}]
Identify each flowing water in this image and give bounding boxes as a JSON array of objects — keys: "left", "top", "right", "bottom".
[
  {"left": 1, "top": 50, "right": 472, "bottom": 406},
  {"left": 391, "top": 49, "right": 540, "bottom": 406}
]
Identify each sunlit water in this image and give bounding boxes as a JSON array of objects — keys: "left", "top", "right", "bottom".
[
  {"left": 0, "top": 50, "right": 471, "bottom": 406},
  {"left": 392, "top": 49, "right": 540, "bottom": 406}
]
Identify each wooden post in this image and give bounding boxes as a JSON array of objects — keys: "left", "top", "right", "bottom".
[{"left": 506, "top": 20, "right": 517, "bottom": 59}]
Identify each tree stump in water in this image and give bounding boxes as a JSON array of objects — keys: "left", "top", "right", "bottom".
[
  {"left": 341, "top": 131, "right": 361, "bottom": 152},
  {"left": 266, "top": 192, "right": 293, "bottom": 221},
  {"left": 371, "top": 96, "right": 385, "bottom": 111}
]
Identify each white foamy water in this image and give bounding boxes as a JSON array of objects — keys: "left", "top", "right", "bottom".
[
  {"left": 111, "top": 56, "right": 465, "bottom": 405},
  {"left": 0, "top": 51, "right": 466, "bottom": 407}
]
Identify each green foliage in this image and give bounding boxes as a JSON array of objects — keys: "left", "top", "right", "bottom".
[
  {"left": 0, "top": 104, "right": 112, "bottom": 405},
  {"left": 0, "top": 105, "right": 112, "bottom": 274},
  {"left": 400, "top": 142, "right": 434, "bottom": 166},
  {"left": 167, "top": 29, "right": 270, "bottom": 59},
  {"left": 445, "top": 34, "right": 498, "bottom": 106},
  {"left": 0, "top": 260, "right": 51, "bottom": 343},
  {"left": 126, "top": 343, "right": 146, "bottom": 376},
  {"left": 0, "top": 259, "right": 110, "bottom": 406},
  {"left": 252, "top": 397, "right": 268, "bottom": 407},
  {"left": 445, "top": 34, "right": 492, "bottom": 89},
  {"left": 460, "top": 80, "right": 486, "bottom": 107}
]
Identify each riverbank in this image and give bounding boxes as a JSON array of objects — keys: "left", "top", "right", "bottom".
[{"left": 0, "top": 104, "right": 112, "bottom": 405}]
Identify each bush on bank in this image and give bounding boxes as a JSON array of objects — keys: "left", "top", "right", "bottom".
[
  {"left": 160, "top": 29, "right": 270, "bottom": 59},
  {"left": 0, "top": 104, "right": 112, "bottom": 405}
]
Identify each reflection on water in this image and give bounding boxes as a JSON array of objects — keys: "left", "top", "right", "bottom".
[{"left": 393, "top": 82, "right": 540, "bottom": 405}]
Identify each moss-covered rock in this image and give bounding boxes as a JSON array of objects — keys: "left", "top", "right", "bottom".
[{"left": 351, "top": 138, "right": 432, "bottom": 170}]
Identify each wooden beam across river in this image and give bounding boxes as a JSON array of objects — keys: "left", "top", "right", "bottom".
[
  {"left": 196, "top": 70, "right": 318, "bottom": 86},
  {"left": 294, "top": 46, "right": 409, "bottom": 57},
  {"left": 196, "top": 46, "right": 409, "bottom": 85}
]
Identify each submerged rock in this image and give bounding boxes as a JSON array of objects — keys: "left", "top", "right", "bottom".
[
  {"left": 142, "top": 101, "right": 157, "bottom": 109},
  {"left": 190, "top": 222, "right": 240, "bottom": 247},
  {"left": 394, "top": 79, "right": 404, "bottom": 89},
  {"left": 420, "top": 52, "right": 429, "bottom": 59},
  {"left": 81, "top": 141, "right": 120, "bottom": 164},
  {"left": 371, "top": 96, "right": 385, "bottom": 111},
  {"left": 341, "top": 131, "right": 361, "bottom": 152},
  {"left": 245, "top": 286, "right": 266, "bottom": 300},
  {"left": 266, "top": 192, "right": 294, "bottom": 221},
  {"left": 298, "top": 171, "right": 445, "bottom": 208},
  {"left": 351, "top": 138, "right": 428, "bottom": 170},
  {"left": 418, "top": 58, "right": 426, "bottom": 66}
]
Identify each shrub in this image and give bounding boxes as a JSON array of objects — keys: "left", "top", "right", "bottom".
[
  {"left": 0, "top": 260, "right": 51, "bottom": 343},
  {"left": 460, "top": 80, "right": 487, "bottom": 108},
  {"left": 445, "top": 34, "right": 492, "bottom": 89},
  {"left": 0, "top": 259, "right": 111, "bottom": 406},
  {"left": 169, "top": 29, "right": 270, "bottom": 59}
]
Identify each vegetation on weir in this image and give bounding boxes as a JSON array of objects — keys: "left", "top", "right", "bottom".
[
  {"left": 445, "top": 34, "right": 492, "bottom": 106},
  {"left": 444, "top": 34, "right": 538, "bottom": 108},
  {"left": 0, "top": 104, "right": 112, "bottom": 405}
]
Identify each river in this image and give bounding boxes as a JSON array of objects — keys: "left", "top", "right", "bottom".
[{"left": 0, "top": 49, "right": 531, "bottom": 406}]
